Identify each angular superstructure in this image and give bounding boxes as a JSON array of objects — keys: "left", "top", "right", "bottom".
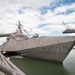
[{"left": 0, "top": 22, "right": 75, "bottom": 63}]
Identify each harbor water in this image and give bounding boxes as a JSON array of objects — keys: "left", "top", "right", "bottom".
[{"left": 11, "top": 50, "right": 75, "bottom": 75}]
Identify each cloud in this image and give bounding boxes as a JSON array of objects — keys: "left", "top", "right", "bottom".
[
  {"left": 0, "top": 0, "right": 75, "bottom": 44},
  {"left": 54, "top": 3, "right": 75, "bottom": 14}
]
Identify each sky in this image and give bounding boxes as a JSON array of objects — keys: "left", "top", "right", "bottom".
[{"left": 0, "top": 0, "right": 75, "bottom": 44}]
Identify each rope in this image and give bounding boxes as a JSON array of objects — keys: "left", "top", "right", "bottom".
[{"left": 0, "top": 41, "right": 25, "bottom": 75}]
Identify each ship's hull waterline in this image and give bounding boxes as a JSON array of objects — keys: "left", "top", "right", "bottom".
[
  {"left": 1, "top": 36, "right": 75, "bottom": 63},
  {"left": 19, "top": 41, "right": 74, "bottom": 63}
]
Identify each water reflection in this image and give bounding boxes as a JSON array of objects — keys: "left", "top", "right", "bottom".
[
  {"left": 11, "top": 50, "right": 75, "bottom": 75},
  {"left": 63, "top": 50, "right": 75, "bottom": 75},
  {"left": 11, "top": 58, "right": 66, "bottom": 75}
]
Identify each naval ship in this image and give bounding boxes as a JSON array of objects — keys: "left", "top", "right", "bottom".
[{"left": 0, "top": 22, "right": 75, "bottom": 64}]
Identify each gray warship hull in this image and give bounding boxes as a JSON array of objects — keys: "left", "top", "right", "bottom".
[
  {"left": 20, "top": 41, "right": 74, "bottom": 63},
  {"left": 1, "top": 36, "right": 75, "bottom": 63}
]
